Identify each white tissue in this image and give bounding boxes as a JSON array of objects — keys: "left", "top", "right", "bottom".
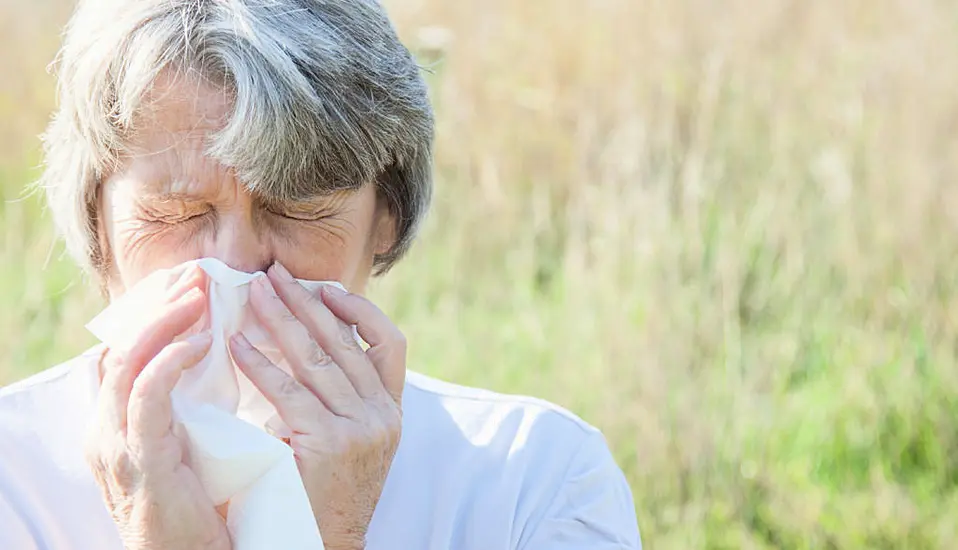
[{"left": 86, "top": 258, "right": 335, "bottom": 550}]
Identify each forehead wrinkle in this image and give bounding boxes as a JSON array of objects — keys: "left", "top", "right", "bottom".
[
  {"left": 120, "top": 134, "right": 234, "bottom": 201},
  {"left": 119, "top": 72, "right": 249, "bottom": 201},
  {"left": 137, "top": 70, "right": 232, "bottom": 133}
]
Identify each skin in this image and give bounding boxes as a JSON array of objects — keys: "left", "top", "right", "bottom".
[{"left": 85, "top": 72, "right": 406, "bottom": 550}]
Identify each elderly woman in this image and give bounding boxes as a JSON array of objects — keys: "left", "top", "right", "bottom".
[{"left": 0, "top": 0, "right": 640, "bottom": 548}]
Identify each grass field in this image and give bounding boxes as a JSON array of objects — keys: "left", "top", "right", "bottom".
[{"left": 3, "top": 1, "right": 958, "bottom": 548}]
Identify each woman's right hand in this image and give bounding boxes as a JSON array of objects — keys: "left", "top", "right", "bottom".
[{"left": 85, "top": 265, "right": 231, "bottom": 550}]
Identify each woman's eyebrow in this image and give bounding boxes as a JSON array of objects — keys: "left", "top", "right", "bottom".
[
  {"left": 135, "top": 191, "right": 208, "bottom": 205},
  {"left": 257, "top": 191, "right": 348, "bottom": 210},
  {"left": 133, "top": 169, "right": 219, "bottom": 198},
  {"left": 127, "top": 145, "right": 225, "bottom": 195}
]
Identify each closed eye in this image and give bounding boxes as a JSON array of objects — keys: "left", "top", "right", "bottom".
[
  {"left": 269, "top": 209, "right": 332, "bottom": 222},
  {"left": 146, "top": 211, "right": 210, "bottom": 225},
  {"left": 263, "top": 201, "right": 337, "bottom": 222},
  {"left": 136, "top": 195, "right": 213, "bottom": 226}
]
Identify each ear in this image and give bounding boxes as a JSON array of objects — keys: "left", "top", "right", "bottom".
[
  {"left": 95, "top": 178, "right": 122, "bottom": 299},
  {"left": 372, "top": 199, "right": 399, "bottom": 256}
]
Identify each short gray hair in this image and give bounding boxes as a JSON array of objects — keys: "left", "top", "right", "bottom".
[{"left": 41, "top": 0, "right": 434, "bottom": 276}]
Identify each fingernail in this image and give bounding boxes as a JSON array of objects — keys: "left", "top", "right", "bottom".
[
  {"left": 187, "top": 331, "right": 212, "bottom": 347},
  {"left": 322, "top": 284, "right": 347, "bottom": 298},
  {"left": 175, "top": 264, "right": 196, "bottom": 282},
  {"left": 271, "top": 262, "right": 293, "bottom": 284},
  {"left": 168, "top": 265, "right": 200, "bottom": 295},
  {"left": 230, "top": 332, "right": 253, "bottom": 351},
  {"left": 254, "top": 274, "right": 276, "bottom": 296},
  {"left": 184, "top": 287, "right": 204, "bottom": 300}
]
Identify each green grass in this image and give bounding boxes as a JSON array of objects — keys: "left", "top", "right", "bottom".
[{"left": 3, "top": 0, "right": 958, "bottom": 547}]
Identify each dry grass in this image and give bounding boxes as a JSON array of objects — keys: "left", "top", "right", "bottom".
[{"left": 2, "top": 0, "right": 958, "bottom": 547}]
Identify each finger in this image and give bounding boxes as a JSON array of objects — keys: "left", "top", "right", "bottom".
[
  {"left": 98, "top": 288, "right": 208, "bottom": 433},
  {"left": 248, "top": 276, "right": 364, "bottom": 417},
  {"left": 267, "top": 263, "right": 385, "bottom": 401},
  {"left": 127, "top": 332, "right": 212, "bottom": 444},
  {"left": 166, "top": 264, "right": 208, "bottom": 303},
  {"left": 320, "top": 286, "right": 407, "bottom": 404},
  {"left": 228, "top": 333, "right": 332, "bottom": 433},
  {"left": 124, "top": 287, "right": 207, "bottom": 371},
  {"left": 96, "top": 351, "right": 131, "bottom": 435}
]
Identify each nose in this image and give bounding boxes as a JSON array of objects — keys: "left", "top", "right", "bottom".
[{"left": 204, "top": 208, "right": 272, "bottom": 274}]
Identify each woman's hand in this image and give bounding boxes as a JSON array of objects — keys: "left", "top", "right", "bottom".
[
  {"left": 229, "top": 262, "right": 406, "bottom": 550},
  {"left": 86, "top": 265, "right": 231, "bottom": 550}
]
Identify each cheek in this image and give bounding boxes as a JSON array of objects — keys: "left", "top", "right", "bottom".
[
  {"left": 270, "top": 220, "right": 359, "bottom": 280},
  {"left": 265, "top": 185, "right": 380, "bottom": 283},
  {"left": 109, "top": 215, "right": 207, "bottom": 282}
]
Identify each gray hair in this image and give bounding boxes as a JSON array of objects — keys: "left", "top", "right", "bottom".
[{"left": 40, "top": 0, "right": 434, "bottom": 276}]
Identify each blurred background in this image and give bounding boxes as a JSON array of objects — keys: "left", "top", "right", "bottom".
[{"left": 2, "top": 0, "right": 957, "bottom": 548}]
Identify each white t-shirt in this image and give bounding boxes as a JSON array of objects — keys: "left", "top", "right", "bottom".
[{"left": 0, "top": 348, "right": 641, "bottom": 549}]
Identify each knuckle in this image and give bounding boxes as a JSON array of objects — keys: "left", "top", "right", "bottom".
[
  {"left": 304, "top": 340, "right": 335, "bottom": 368},
  {"left": 111, "top": 449, "right": 136, "bottom": 484},
  {"left": 338, "top": 324, "right": 360, "bottom": 350},
  {"left": 90, "top": 439, "right": 138, "bottom": 489},
  {"left": 370, "top": 416, "right": 401, "bottom": 449},
  {"left": 128, "top": 374, "right": 154, "bottom": 403},
  {"left": 83, "top": 437, "right": 139, "bottom": 516},
  {"left": 382, "top": 406, "right": 403, "bottom": 441},
  {"left": 279, "top": 376, "right": 304, "bottom": 397},
  {"left": 387, "top": 404, "right": 403, "bottom": 430},
  {"left": 390, "top": 330, "right": 408, "bottom": 354},
  {"left": 363, "top": 402, "right": 402, "bottom": 443},
  {"left": 305, "top": 289, "right": 324, "bottom": 306},
  {"left": 100, "top": 349, "right": 128, "bottom": 379},
  {"left": 278, "top": 306, "right": 299, "bottom": 325},
  {"left": 376, "top": 333, "right": 407, "bottom": 365},
  {"left": 102, "top": 348, "right": 121, "bottom": 368}
]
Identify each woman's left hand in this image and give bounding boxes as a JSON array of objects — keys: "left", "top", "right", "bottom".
[{"left": 228, "top": 263, "right": 406, "bottom": 550}]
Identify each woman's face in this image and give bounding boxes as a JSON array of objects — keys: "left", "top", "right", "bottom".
[{"left": 100, "top": 74, "right": 395, "bottom": 298}]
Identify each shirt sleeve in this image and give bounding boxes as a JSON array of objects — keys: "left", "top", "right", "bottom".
[{"left": 520, "top": 431, "right": 642, "bottom": 549}]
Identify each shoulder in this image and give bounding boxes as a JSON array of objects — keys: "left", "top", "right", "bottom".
[
  {"left": 0, "top": 347, "right": 102, "bottom": 433},
  {"left": 402, "top": 370, "right": 601, "bottom": 461},
  {"left": 0, "top": 347, "right": 102, "bottom": 469},
  {"left": 0, "top": 349, "right": 101, "bottom": 395},
  {"left": 394, "top": 372, "right": 641, "bottom": 548},
  {"left": 0, "top": 348, "right": 102, "bottom": 485},
  {"left": 406, "top": 371, "right": 598, "bottom": 435},
  {"left": 404, "top": 370, "right": 599, "bottom": 434}
]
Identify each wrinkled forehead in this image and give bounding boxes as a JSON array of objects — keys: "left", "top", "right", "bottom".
[
  {"left": 131, "top": 71, "right": 233, "bottom": 140},
  {"left": 111, "top": 72, "right": 234, "bottom": 197},
  {"left": 116, "top": 68, "right": 351, "bottom": 203}
]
